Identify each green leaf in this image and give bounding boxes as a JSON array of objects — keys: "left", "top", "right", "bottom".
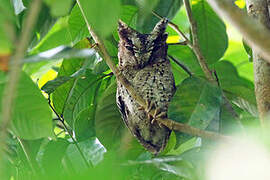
[
  {"left": 79, "top": 0, "right": 121, "bottom": 37},
  {"left": 31, "top": 17, "right": 73, "bottom": 53},
  {"left": 168, "top": 76, "right": 222, "bottom": 129},
  {"left": 136, "top": 0, "right": 183, "bottom": 33},
  {"left": 12, "top": 0, "right": 26, "bottom": 15},
  {"left": 0, "top": 0, "right": 15, "bottom": 53},
  {"left": 74, "top": 107, "right": 96, "bottom": 141},
  {"left": 192, "top": 0, "right": 228, "bottom": 64},
  {"left": 41, "top": 67, "right": 85, "bottom": 94},
  {"left": 24, "top": 46, "right": 96, "bottom": 63},
  {"left": 63, "top": 70, "right": 101, "bottom": 127},
  {"left": 68, "top": 4, "right": 89, "bottom": 44},
  {"left": 0, "top": 71, "right": 53, "bottom": 139},
  {"left": 40, "top": 139, "right": 70, "bottom": 173},
  {"left": 66, "top": 138, "right": 106, "bottom": 168},
  {"left": 44, "top": 0, "right": 73, "bottom": 17},
  {"left": 168, "top": 46, "right": 202, "bottom": 83},
  {"left": 243, "top": 40, "right": 253, "bottom": 62},
  {"left": 52, "top": 58, "right": 84, "bottom": 114},
  {"left": 213, "top": 61, "right": 256, "bottom": 105},
  {"left": 95, "top": 81, "right": 126, "bottom": 150},
  {"left": 168, "top": 46, "right": 201, "bottom": 73},
  {"left": 223, "top": 41, "right": 253, "bottom": 82},
  {"left": 120, "top": 5, "right": 138, "bottom": 28}
]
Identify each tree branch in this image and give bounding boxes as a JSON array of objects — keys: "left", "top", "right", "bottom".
[
  {"left": 0, "top": 0, "right": 42, "bottom": 172},
  {"left": 245, "top": 0, "right": 270, "bottom": 127},
  {"left": 76, "top": 0, "right": 231, "bottom": 141},
  {"left": 207, "top": 0, "right": 270, "bottom": 63},
  {"left": 184, "top": 0, "right": 216, "bottom": 83}
]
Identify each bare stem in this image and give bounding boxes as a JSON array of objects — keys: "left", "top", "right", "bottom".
[
  {"left": 48, "top": 96, "right": 92, "bottom": 168},
  {"left": 184, "top": 0, "right": 215, "bottom": 82},
  {"left": 0, "top": 0, "right": 42, "bottom": 172},
  {"left": 76, "top": 0, "right": 232, "bottom": 141}
]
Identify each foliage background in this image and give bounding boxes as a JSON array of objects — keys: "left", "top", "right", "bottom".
[{"left": 0, "top": 0, "right": 262, "bottom": 179}]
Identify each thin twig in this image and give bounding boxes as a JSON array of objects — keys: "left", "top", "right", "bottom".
[
  {"left": 48, "top": 95, "right": 92, "bottom": 168},
  {"left": 0, "top": 0, "right": 42, "bottom": 172},
  {"left": 152, "top": 11, "right": 191, "bottom": 44},
  {"left": 184, "top": 0, "right": 215, "bottom": 82},
  {"left": 168, "top": 55, "right": 193, "bottom": 76},
  {"left": 17, "top": 138, "right": 40, "bottom": 176},
  {"left": 76, "top": 0, "right": 232, "bottom": 141}
]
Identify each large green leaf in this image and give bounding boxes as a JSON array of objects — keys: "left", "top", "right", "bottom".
[
  {"left": 44, "top": 0, "right": 73, "bottom": 17},
  {"left": 79, "top": 0, "right": 121, "bottom": 37},
  {"left": 66, "top": 138, "right": 106, "bottom": 169},
  {"left": 31, "top": 17, "right": 73, "bottom": 53},
  {"left": 223, "top": 41, "right": 253, "bottom": 82},
  {"left": 63, "top": 70, "right": 101, "bottom": 127},
  {"left": 136, "top": 0, "right": 183, "bottom": 33},
  {"left": 74, "top": 107, "right": 96, "bottom": 141},
  {"left": 0, "top": 0, "right": 15, "bottom": 53},
  {"left": 68, "top": 4, "right": 89, "bottom": 44},
  {"left": 40, "top": 139, "right": 70, "bottom": 174},
  {"left": 168, "top": 46, "right": 202, "bottom": 79},
  {"left": 192, "top": 0, "right": 228, "bottom": 64},
  {"left": 0, "top": 71, "right": 53, "bottom": 139},
  {"left": 52, "top": 58, "right": 84, "bottom": 114},
  {"left": 168, "top": 76, "right": 222, "bottom": 129},
  {"left": 41, "top": 67, "right": 85, "bottom": 94},
  {"left": 213, "top": 61, "right": 256, "bottom": 105},
  {"left": 95, "top": 81, "right": 125, "bottom": 150}
]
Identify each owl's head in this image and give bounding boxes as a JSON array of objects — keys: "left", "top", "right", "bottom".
[{"left": 118, "top": 19, "right": 168, "bottom": 67}]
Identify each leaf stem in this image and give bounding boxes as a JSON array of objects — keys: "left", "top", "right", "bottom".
[{"left": 48, "top": 95, "right": 92, "bottom": 168}]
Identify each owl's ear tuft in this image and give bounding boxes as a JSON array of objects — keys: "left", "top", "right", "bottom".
[
  {"left": 118, "top": 20, "right": 137, "bottom": 40},
  {"left": 151, "top": 18, "right": 168, "bottom": 38}
]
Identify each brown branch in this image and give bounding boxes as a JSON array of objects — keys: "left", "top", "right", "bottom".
[
  {"left": 0, "top": 0, "right": 42, "bottom": 173},
  {"left": 207, "top": 0, "right": 270, "bottom": 63},
  {"left": 245, "top": 0, "right": 270, "bottom": 127},
  {"left": 76, "top": 0, "right": 231, "bottom": 141},
  {"left": 184, "top": 0, "right": 215, "bottom": 83}
]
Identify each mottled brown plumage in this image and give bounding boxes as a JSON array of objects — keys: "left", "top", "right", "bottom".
[{"left": 116, "top": 19, "right": 176, "bottom": 154}]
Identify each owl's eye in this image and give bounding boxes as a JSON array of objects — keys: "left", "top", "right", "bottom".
[{"left": 125, "top": 45, "right": 133, "bottom": 51}]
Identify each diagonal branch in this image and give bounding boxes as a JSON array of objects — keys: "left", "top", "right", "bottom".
[
  {"left": 207, "top": 0, "right": 270, "bottom": 63},
  {"left": 76, "top": 0, "right": 231, "bottom": 141},
  {"left": 0, "top": 0, "right": 42, "bottom": 172}
]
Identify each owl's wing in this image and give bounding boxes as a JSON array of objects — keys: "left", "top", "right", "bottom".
[{"left": 116, "top": 90, "right": 129, "bottom": 127}]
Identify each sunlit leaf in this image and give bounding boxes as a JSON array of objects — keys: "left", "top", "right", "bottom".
[
  {"left": 41, "top": 67, "right": 85, "bottom": 94},
  {"left": 44, "top": 0, "right": 73, "bottom": 17},
  {"left": 0, "top": 71, "right": 53, "bottom": 139},
  {"left": 192, "top": 0, "right": 228, "bottom": 64},
  {"left": 79, "top": 0, "right": 121, "bottom": 37}
]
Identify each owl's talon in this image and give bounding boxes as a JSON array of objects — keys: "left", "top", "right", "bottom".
[
  {"left": 138, "top": 106, "right": 144, "bottom": 111},
  {"left": 146, "top": 100, "right": 155, "bottom": 113},
  {"left": 151, "top": 109, "right": 167, "bottom": 125}
]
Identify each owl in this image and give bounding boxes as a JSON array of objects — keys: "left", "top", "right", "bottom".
[{"left": 116, "top": 19, "right": 176, "bottom": 154}]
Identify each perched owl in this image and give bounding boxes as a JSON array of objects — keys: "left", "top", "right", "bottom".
[{"left": 116, "top": 19, "right": 176, "bottom": 154}]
